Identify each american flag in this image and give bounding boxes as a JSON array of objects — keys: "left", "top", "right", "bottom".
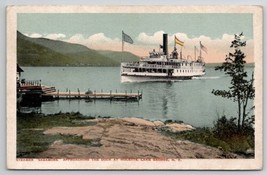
[{"left": 200, "top": 41, "right": 207, "bottom": 53}]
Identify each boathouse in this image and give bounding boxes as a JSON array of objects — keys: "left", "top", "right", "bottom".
[{"left": 17, "top": 64, "right": 24, "bottom": 83}]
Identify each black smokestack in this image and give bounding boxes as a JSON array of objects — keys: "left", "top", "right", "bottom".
[{"left": 163, "top": 33, "right": 168, "bottom": 56}]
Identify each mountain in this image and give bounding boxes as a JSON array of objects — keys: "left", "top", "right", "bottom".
[
  {"left": 17, "top": 31, "right": 139, "bottom": 66},
  {"left": 98, "top": 50, "right": 141, "bottom": 63},
  {"left": 17, "top": 32, "right": 74, "bottom": 66}
]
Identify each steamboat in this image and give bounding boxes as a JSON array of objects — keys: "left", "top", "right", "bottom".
[{"left": 120, "top": 34, "right": 206, "bottom": 82}]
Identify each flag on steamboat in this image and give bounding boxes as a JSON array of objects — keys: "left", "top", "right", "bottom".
[
  {"left": 175, "top": 36, "right": 184, "bottom": 46},
  {"left": 200, "top": 41, "right": 207, "bottom": 53}
]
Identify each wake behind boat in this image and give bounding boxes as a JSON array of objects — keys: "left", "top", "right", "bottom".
[{"left": 120, "top": 33, "right": 206, "bottom": 83}]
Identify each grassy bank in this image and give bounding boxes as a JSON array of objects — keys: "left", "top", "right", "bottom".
[
  {"left": 17, "top": 112, "right": 101, "bottom": 158},
  {"left": 162, "top": 120, "right": 254, "bottom": 158}
]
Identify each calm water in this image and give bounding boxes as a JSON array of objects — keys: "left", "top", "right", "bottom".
[{"left": 21, "top": 65, "right": 254, "bottom": 127}]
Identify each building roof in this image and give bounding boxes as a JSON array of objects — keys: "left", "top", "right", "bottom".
[{"left": 17, "top": 64, "right": 24, "bottom": 72}]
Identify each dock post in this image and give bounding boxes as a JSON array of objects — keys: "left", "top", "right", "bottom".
[
  {"left": 110, "top": 90, "right": 112, "bottom": 102},
  {"left": 57, "top": 90, "right": 59, "bottom": 100},
  {"left": 78, "top": 88, "right": 80, "bottom": 99},
  {"left": 69, "top": 90, "right": 71, "bottom": 99},
  {"left": 94, "top": 90, "right": 96, "bottom": 99}
]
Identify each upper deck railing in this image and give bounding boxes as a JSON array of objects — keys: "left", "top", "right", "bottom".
[{"left": 122, "top": 63, "right": 181, "bottom": 69}]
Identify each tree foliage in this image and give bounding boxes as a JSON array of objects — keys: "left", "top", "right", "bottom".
[
  {"left": 213, "top": 116, "right": 238, "bottom": 139},
  {"left": 212, "top": 33, "right": 255, "bottom": 130}
]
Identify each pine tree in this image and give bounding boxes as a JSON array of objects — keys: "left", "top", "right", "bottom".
[{"left": 212, "top": 33, "right": 255, "bottom": 130}]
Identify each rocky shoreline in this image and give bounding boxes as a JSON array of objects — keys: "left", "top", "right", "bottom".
[{"left": 18, "top": 114, "right": 241, "bottom": 159}]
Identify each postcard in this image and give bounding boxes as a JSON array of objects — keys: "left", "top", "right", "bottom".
[{"left": 6, "top": 5, "right": 263, "bottom": 170}]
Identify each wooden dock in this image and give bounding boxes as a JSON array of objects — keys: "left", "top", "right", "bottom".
[{"left": 42, "top": 91, "right": 142, "bottom": 101}]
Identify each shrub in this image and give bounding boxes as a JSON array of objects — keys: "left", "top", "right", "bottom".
[{"left": 213, "top": 116, "right": 238, "bottom": 139}]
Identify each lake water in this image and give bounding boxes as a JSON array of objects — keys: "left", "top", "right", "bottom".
[{"left": 21, "top": 65, "right": 254, "bottom": 127}]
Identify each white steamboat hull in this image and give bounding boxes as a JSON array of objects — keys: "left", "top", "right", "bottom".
[{"left": 121, "top": 74, "right": 203, "bottom": 83}]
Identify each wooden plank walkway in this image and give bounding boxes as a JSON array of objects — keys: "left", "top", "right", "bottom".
[{"left": 42, "top": 91, "right": 142, "bottom": 100}]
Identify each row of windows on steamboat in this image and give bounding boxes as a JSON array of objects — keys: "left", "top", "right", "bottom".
[
  {"left": 142, "top": 61, "right": 201, "bottom": 67},
  {"left": 132, "top": 68, "right": 202, "bottom": 73}
]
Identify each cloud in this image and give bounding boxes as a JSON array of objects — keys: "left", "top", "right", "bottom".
[
  {"left": 85, "top": 33, "right": 121, "bottom": 50},
  {"left": 66, "top": 34, "right": 86, "bottom": 44},
  {"left": 136, "top": 31, "right": 165, "bottom": 45},
  {"left": 24, "top": 31, "right": 254, "bottom": 63},
  {"left": 46, "top": 33, "right": 66, "bottom": 40},
  {"left": 88, "top": 33, "right": 120, "bottom": 43},
  {"left": 222, "top": 33, "right": 235, "bottom": 41},
  {"left": 68, "top": 31, "right": 253, "bottom": 63},
  {"left": 65, "top": 33, "right": 123, "bottom": 52},
  {"left": 29, "top": 33, "right": 43, "bottom": 38},
  {"left": 27, "top": 33, "right": 66, "bottom": 40}
]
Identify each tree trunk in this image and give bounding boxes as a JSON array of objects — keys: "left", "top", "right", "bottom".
[
  {"left": 237, "top": 98, "right": 241, "bottom": 130},
  {"left": 242, "top": 91, "right": 250, "bottom": 129},
  {"left": 242, "top": 103, "right": 247, "bottom": 129}
]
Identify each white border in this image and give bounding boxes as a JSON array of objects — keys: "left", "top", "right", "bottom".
[{"left": 6, "top": 5, "right": 263, "bottom": 170}]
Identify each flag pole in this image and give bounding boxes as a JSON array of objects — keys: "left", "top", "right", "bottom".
[
  {"left": 174, "top": 36, "right": 176, "bottom": 49},
  {"left": 199, "top": 41, "right": 202, "bottom": 60},
  {"left": 194, "top": 46, "right": 196, "bottom": 61},
  {"left": 122, "top": 31, "right": 124, "bottom": 52},
  {"left": 180, "top": 46, "right": 182, "bottom": 59}
]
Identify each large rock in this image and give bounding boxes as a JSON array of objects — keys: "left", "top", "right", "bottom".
[
  {"left": 165, "top": 123, "right": 195, "bottom": 132},
  {"left": 122, "top": 117, "right": 155, "bottom": 127}
]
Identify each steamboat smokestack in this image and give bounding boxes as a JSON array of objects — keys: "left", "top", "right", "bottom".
[{"left": 163, "top": 33, "right": 168, "bottom": 56}]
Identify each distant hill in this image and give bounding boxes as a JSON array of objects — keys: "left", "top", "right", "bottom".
[
  {"left": 17, "top": 31, "right": 139, "bottom": 66},
  {"left": 98, "top": 50, "right": 141, "bottom": 64},
  {"left": 17, "top": 32, "right": 74, "bottom": 66}
]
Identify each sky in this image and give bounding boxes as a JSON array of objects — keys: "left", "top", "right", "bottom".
[{"left": 17, "top": 13, "right": 254, "bottom": 63}]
